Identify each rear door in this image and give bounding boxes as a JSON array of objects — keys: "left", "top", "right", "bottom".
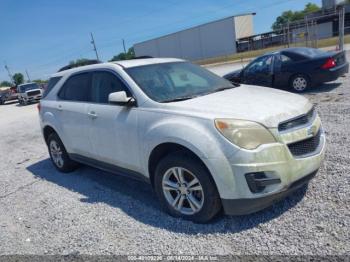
[
  {"left": 242, "top": 55, "right": 274, "bottom": 87},
  {"left": 87, "top": 70, "right": 140, "bottom": 172},
  {"left": 56, "top": 72, "right": 94, "bottom": 157}
]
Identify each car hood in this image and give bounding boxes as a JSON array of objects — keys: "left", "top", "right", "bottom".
[
  {"left": 166, "top": 85, "right": 312, "bottom": 128},
  {"left": 223, "top": 69, "right": 242, "bottom": 79}
]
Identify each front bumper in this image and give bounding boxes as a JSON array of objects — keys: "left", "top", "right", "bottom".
[
  {"left": 215, "top": 113, "right": 326, "bottom": 215},
  {"left": 222, "top": 169, "right": 317, "bottom": 215},
  {"left": 23, "top": 95, "right": 42, "bottom": 102}
]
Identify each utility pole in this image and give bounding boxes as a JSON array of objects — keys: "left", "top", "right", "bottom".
[
  {"left": 338, "top": 6, "right": 345, "bottom": 51},
  {"left": 122, "top": 39, "right": 127, "bottom": 54},
  {"left": 4, "top": 62, "right": 13, "bottom": 84},
  {"left": 90, "top": 32, "right": 100, "bottom": 61},
  {"left": 287, "top": 21, "right": 290, "bottom": 48},
  {"left": 25, "top": 69, "right": 31, "bottom": 82}
]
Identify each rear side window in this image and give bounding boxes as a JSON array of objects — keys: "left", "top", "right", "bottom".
[
  {"left": 91, "top": 71, "right": 130, "bottom": 103},
  {"left": 43, "top": 76, "right": 62, "bottom": 98},
  {"left": 58, "top": 73, "right": 91, "bottom": 102}
]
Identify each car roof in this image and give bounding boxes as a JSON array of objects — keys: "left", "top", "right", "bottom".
[
  {"left": 265, "top": 47, "right": 317, "bottom": 56},
  {"left": 51, "top": 58, "right": 185, "bottom": 77}
]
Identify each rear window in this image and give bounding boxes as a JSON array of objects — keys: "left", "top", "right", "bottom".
[
  {"left": 291, "top": 48, "right": 326, "bottom": 58},
  {"left": 58, "top": 73, "right": 91, "bottom": 102},
  {"left": 42, "top": 76, "right": 62, "bottom": 98}
]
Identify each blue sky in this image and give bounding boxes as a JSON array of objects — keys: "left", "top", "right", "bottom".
[{"left": 0, "top": 0, "right": 321, "bottom": 81}]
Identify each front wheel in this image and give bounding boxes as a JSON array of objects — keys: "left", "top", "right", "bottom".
[
  {"left": 289, "top": 74, "right": 310, "bottom": 93},
  {"left": 154, "top": 152, "right": 221, "bottom": 223}
]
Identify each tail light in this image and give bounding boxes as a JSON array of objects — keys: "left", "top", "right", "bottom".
[
  {"left": 322, "top": 58, "right": 336, "bottom": 69},
  {"left": 37, "top": 102, "right": 41, "bottom": 112}
]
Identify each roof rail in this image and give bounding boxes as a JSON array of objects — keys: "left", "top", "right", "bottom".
[
  {"left": 132, "top": 56, "right": 153, "bottom": 59},
  {"left": 58, "top": 59, "right": 102, "bottom": 72}
]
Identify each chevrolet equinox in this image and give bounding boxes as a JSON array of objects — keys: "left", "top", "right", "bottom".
[{"left": 39, "top": 58, "right": 325, "bottom": 223}]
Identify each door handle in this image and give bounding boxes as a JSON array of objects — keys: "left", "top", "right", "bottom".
[
  {"left": 88, "top": 111, "right": 98, "bottom": 119},
  {"left": 57, "top": 105, "right": 63, "bottom": 111}
]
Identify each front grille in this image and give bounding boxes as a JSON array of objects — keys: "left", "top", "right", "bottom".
[
  {"left": 288, "top": 129, "right": 322, "bottom": 157},
  {"left": 27, "top": 90, "right": 41, "bottom": 96},
  {"left": 278, "top": 107, "right": 315, "bottom": 132}
]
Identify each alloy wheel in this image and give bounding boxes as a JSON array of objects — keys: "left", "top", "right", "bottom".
[
  {"left": 162, "top": 167, "right": 204, "bottom": 215},
  {"left": 50, "top": 140, "right": 64, "bottom": 168}
]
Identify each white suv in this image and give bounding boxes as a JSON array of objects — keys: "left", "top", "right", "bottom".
[{"left": 39, "top": 58, "right": 325, "bottom": 223}]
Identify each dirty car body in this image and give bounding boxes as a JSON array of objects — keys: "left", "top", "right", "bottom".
[{"left": 39, "top": 58, "right": 326, "bottom": 222}]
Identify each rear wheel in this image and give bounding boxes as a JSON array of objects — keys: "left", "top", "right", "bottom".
[
  {"left": 290, "top": 74, "right": 310, "bottom": 92},
  {"left": 154, "top": 152, "right": 221, "bottom": 223},
  {"left": 47, "top": 133, "right": 79, "bottom": 173}
]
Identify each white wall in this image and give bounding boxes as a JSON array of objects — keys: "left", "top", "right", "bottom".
[
  {"left": 234, "top": 15, "right": 254, "bottom": 39},
  {"left": 134, "top": 16, "right": 240, "bottom": 61}
]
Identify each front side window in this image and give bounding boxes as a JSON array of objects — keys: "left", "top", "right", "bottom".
[
  {"left": 58, "top": 73, "right": 91, "bottom": 101},
  {"left": 91, "top": 71, "right": 130, "bottom": 103},
  {"left": 245, "top": 56, "right": 273, "bottom": 74},
  {"left": 126, "top": 62, "right": 233, "bottom": 102}
]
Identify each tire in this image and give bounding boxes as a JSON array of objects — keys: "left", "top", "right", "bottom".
[
  {"left": 154, "top": 152, "right": 221, "bottom": 223},
  {"left": 47, "top": 133, "right": 79, "bottom": 173},
  {"left": 0, "top": 98, "right": 4, "bottom": 105},
  {"left": 289, "top": 74, "right": 310, "bottom": 93}
]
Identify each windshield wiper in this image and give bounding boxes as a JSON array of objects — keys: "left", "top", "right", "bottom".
[
  {"left": 161, "top": 95, "right": 198, "bottom": 103},
  {"left": 201, "top": 86, "right": 237, "bottom": 96}
]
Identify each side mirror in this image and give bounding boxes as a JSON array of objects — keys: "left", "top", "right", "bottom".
[{"left": 108, "top": 91, "right": 136, "bottom": 106}]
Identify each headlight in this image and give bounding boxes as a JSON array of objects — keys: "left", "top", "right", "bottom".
[{"left": 214, "top": 119, "right": 276, "bottom": 150}]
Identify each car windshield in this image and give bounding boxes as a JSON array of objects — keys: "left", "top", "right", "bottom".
[
  {"left": 125, "top": 62, "right": 234, "bottom": 103},
  {"left": 19, "top": 83, "right": 39, "bottom": 93}
]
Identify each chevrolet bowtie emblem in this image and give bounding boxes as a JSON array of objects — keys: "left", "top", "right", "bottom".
[{"left": 307, "top": 125, "right": 317, "bottom": 136}]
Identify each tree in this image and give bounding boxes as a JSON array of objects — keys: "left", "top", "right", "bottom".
[
  {"left": 109, "top": 47, "right": 135, "bottom": 62},
  {"left": 12, "top": 73, "right": 24, "bottom": 86},
  {"left": 272, "top": 3, "right": 321, "bottom": 31},
  {"left": 33, "top": 79, "right": 48, "bottom": 85},
  {"left": 0, "top": 81, "right": 12, "bottom": 87},
  {"left": 69, "top": 58, "right": 98, "bottom": 67}
]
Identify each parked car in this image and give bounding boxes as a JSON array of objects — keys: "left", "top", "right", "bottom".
[
  {"left": 224, "top": 47, "right": 349, "bottom": 92},
  {"left": 17, "top": 83, "right": 43, "bottom": 105},
  {"left": 39, "top": 58, "right": 325, "bottom": 222},
  {"left": 0, "top": 86, "right": 18, "bottom": 105}
]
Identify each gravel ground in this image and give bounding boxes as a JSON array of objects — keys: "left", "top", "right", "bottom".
[{"left": 0, "top": 55, "right": 349, "bottom": 256}]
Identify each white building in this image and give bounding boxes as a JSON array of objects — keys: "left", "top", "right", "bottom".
[{"left": 133, "top": 14, "right": 254, "bottom": 61}]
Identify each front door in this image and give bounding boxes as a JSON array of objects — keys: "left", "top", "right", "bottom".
[
  {"left": 242, "top": 55, "right": 274, "bottom": 87},
  {"left": 87, "top": 71, "right": 140, "bottom": 173}
]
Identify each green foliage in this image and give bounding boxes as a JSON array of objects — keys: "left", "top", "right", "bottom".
[
  {"left": 109, "top": 47, "right": 135, "bottom": 61},
  {"left": 0, "top": 81, "right": 12, "bottom": 87},
  {"left": 272, "top": 2, "right": 321, "bottom": 31},
  {"left": 69, "top": 58, "right": 97, "bottom": 67},
  {"left": 12, "top": 73, "right": 24, "bottom": 86},
  {"left": 33, "top": 79, "right": 48, "bottom": 84}
]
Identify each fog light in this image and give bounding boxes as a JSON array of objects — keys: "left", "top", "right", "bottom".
[{"left": 245, "top": 172, "right": 281, "bottom": 193}]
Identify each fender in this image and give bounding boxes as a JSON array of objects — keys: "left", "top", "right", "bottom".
[
  {"left": 140, "top": 117, "right": 239, "bottom": 199},
  {"left": 41, "top": 110, "right": 72, "bottom": 152}
]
